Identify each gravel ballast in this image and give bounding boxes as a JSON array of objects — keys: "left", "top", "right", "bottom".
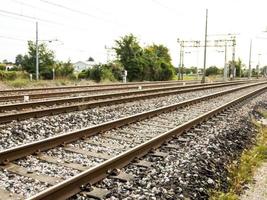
[
  {"left": 0, "top": 86, "right": 266, "bottom": 199},
  {"left": 72, "top": 91, "right": 267, "bottom": 200},
  {"left": 0, "top": 84, "right": 263, "bottom": 151}
]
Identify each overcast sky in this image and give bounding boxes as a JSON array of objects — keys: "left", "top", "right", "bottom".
[{"left": 1, "top": 0, "right": 267, "bottom": 68}]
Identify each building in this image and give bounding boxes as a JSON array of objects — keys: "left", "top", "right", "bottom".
[{"left": 73, "top": 61, "right": 94, "bottom": 72}]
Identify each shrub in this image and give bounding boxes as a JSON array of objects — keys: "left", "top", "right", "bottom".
[
  {"left": 0, "top": 64, "right": 6, "bottom": 71},
  {"left": 8, "top": 78, "right": 30, "bottom": 88},
  {"left": 78, "top": 71, "right": 88, "bottom": 79},
  {"left": 0, "top": 71, "right": 17, "bottom": 80},
  {"left": 100, "top": 67, "right": 116, "bottom": 82}
]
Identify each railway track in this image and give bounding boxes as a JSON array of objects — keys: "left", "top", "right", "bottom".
[
  {"left": 0, "top": 80, "right": 200, "bottom": 94},
  {"left": 0, "top": 82, "right": 266, "bottom": 199},
  {"left": 0, "top": 80, "right": 250, "bottom": 103},
  {"left": 0, "top": 82, "right": 263, "bottom": 151},
  {"left": 0, "top": 81, "right": 256, "bottom": 124},
  {"left": 0, "top": 80, "right": 202, "bottom": 101}
]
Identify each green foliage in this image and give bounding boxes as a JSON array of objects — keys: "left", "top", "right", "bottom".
[
  {"left": 228, "top": 58, "right": 245, "bottom": 77},
  {"left": 88, "top": 57, "right": 94, "bottom": 62},
  {"left": 261, "top": 66, "right": 267, "bottom": 76},
  {"left": 113, "top": 34, "right": 175, "bottom": 81},
  {"left": 142, "top": 44, "right": 175, "bottom": 81},
  {"left": 7, "top": 78, "right": 30, "bottom": 88},
  {"left": 209, "top": 120, "right": 267, "bottom": 200},
  {"left": 15, "top": 41, "right": 56, "bottom": 79},
  {"left": 101, "top": 62, "right": 123, "bottom": 81},
  {"left": 184, "top": 67, "right": 197, "bottom": 74},
  {"left": 0, "top": 71, "right": 16, "bottom": 80},
  {"left": 210, "top": 192, "right": 239, "bottom": 200},
  {"left": 78, "top": 70, "right": 88, "bottom": 79},
  {"left": 113, "top": 34, "right": 144, "bottom": 81},
  {"left": 54, "top": 60, "right": 74, "bottom": 78},
  {"left": 206, "top": 66, "right": 221, "bottom": 76},
  {"left": 0, "top": 64, "right": 6, "bottom": 70},
  {"left": 78, "top": 63, "right": 121, "bottom": 82},
  {"left": 89, "top": 65, "right": 101, "bottom": 82},
  {"left": 100, "top": 67, "right": 116, "bottom": 82}
]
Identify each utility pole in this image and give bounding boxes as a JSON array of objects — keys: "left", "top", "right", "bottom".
[
  {"left": 36, "top": 21, "right": 39, "bottom": 80},
  {"left": 248, "top": 39, "right": 252, "bottom": 79},
  {"left": 223, "top": 41, "right": 228, "bottom": 81},
  {"left": 178, "top": 40, "right": 184, "bottom": 80},
  {"left": 230, "top": 36, "right": 236, "bottom": 79},
  {"left": 257, "top": 53, "right": 261, "bottom": 79},
  {"left": 202, "top": 9, "right": 208, "bottom": 83}
]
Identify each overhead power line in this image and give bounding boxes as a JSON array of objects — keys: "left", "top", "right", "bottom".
[
  {"left": 0, "top": 9, "right": 63, "bottom": 25},
  {"left": 0, "top": 35, "right": 29, "bottom": 42},
  {"left": 39, "top": 0, "right": 125, "bottom": 27},
  {"left": 11, "top": 0, "right": 60, "bottom": 16}
]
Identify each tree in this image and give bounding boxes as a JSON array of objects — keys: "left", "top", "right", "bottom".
[
  {"left": 16, "top": 41, "right": 55, "bottom": 78},
  {"left": 206, "top": 66, "right": 221, "bottom": 76},
  {"left": 55, "top": 60, "right": 74, "bottom": 77},
  {"left": 113, "top": 34, "right": 144, "bottom": 81},
  {"left": 88, "top": 57, "right": 94, "bottom": 62},
  {"left": 143, "top": 44, "right": 175, "bottom": 81},
  {"left": 228, "top": 58, "right": 244, "bottom": 77},
  {"left": 261, "top": 66, "right": 267, "bottom": 76},
  {"left": 15, "top": 54, "right": 24, "bottom": 66}
]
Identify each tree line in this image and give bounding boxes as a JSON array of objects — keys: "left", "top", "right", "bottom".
[
  {"left": 1, "top": 34, "right": 266, "bottom": 82},
  {"left": 80, "top": 34, "right": 176, "bottom": 82}
]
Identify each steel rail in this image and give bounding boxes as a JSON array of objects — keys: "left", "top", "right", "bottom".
[
  {"left": 27, "top": 82, "right": 267, "bottom": 200},
  {"left": 0, "top": 82, "right": 251, "bottom": 124},
  {"left": 0, "top": 81, "right": 249, "bottom": 112},
  {"left": 0, "top": 81, "right": 200, "bottom": 100},
  {"left": 0, "top": 80, "right": 201, "bottom": 94},
  {"left": 0, "top": 81, "right": 266, "bottom": 165},
  {"left": 0, "top": 80, "right": 249, "bottom": 102}
]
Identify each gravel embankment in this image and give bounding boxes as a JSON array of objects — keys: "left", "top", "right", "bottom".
[
  {"left": 0, "top": 84, "right": 252, "bottom": 150},
  {"left": 1, "top": 86, "right": 266, "bottom": 199},
  {"left": 71, "top": 91, "right": 267, "bottom": 200},
  {"left": 0, "top": 87, "right": 139, "bottom": 105}
]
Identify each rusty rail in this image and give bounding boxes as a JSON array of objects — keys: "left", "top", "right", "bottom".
[
  {"left": 1, "top": 81, "right": 265, "bottom": 165},
  {"left": 0, "top": 80, "right": 249, "bottom": 102},
  {"left": 27, "top": 82, "right": 267, "bottom": 200},
  {"left": 0, "top": 81, "right": 252, "bottom": 124},
  {"left": 0, "top": 80, "right": 201, "bottom": 94}
]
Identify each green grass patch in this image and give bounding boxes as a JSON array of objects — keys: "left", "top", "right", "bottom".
[
  {"left": 210, "top": 114, "right": 267, "bottom": 200},
  {"left": 5, "top": 78, "right": 30, "bottom": 88},
  {"left": 261, "top": 111, "right": 267, "bottom": 119}
]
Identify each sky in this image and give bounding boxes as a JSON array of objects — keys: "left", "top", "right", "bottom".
[{"left": 0, "top": 0, "right": 267, "bottom": 69}]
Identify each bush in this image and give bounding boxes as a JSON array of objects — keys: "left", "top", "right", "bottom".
[
  {"left": 100, "top": 67, "right": 116, "bottom": 82},
  {"left": 159, "top": 62, "right": 175, "bottom": 81},
  {"left": 8, "top": 78, "right": 29, "bottom": 88},
  {"left": 78, "top": 64, "right": 119, "bottom": 82},
  {"left": 0, "top": 64, "right": 6, "bottom": 71},
  {"left": 89, "top": 65, "right": 101, "bottom": 82},
  {"left": 0, "top": 71, "right": 17, "bottom": 80},
  {"left": 40, "top": 67, "right": 53, "bottom": 80},
  {"left": 206, "top": 66, "right": 221, "bottom": 76},
  {"left": 56, "top": 62, "right": 74, "bottom": 78},
  {"left": 78, "top": 70, "right": 88, "bottom": 79}
]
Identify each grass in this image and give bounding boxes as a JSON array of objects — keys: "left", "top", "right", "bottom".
[
  {"left": 3, "top": 78, "right": 81, "bottom": 88},
  {"left": 261, "top": 110, "right": 267, "bottom": 119},
  {"left": 210, "top": 113, "right": 267, "bottom": 200},
  {"left": 6, "top": 78, "right": 30, "bottom": 88},
  {"left": 173, "top": 75, "right": 225, "bottom": 82}
]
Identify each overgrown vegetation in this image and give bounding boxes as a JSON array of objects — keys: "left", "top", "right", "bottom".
[
  {"left": 2, "top": 34, "right": 266, "bottom": 84},
  {"left": 15, "top": 41, "right": 75, "bottom": 80},
  {"left": 78, "top": 62, "right": 123, "bottom": 82},
  {"left": 113, "top": 34, "right": 175, "bottom": 81},
  {"left": 210, "top": 112, "right": 267, "bottom": 200}
]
